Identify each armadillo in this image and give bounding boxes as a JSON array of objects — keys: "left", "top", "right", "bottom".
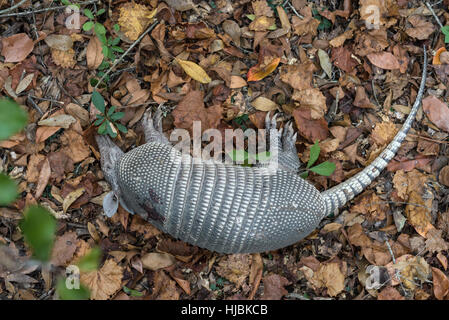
[{"left": 96, "top": 48, "right": 427, "bottom": 254}]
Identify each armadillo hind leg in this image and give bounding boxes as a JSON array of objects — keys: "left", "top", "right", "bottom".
[
  {"left": 142, "top": 106, "right": 170, "bottom": 145},
  {"left": 261, "top": 113, "right": 301, "bottom": 173},
  {"left": 280, "top": 120, "right": 300, "bottom": 173}
]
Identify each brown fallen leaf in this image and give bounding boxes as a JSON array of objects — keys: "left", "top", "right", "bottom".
[
  {"left": 141, "top": 252, "right": 176, "bottom": 271},
  {"left": 261, "top": 274, "right": 290, "bottom": 300},
  {"left": 251, "top": 96, "right": 278, "bottom": 111},
  {"left": 377, "top": 286, "right": 404, "bottom": 300},
  {"left": 81, "top": 259, "right": 123, "bottom": 300},
  {"left": 367, "top": 52, "right": 400, "bottom": 70},
  {"left": 51, "top": 231, "right": 77, "bottom": 267},
  {"left": 425, "top": 229, "right": 449, "bottom": 253},
  {"left": 312, "top": 260, "right": 346, "bottom": 297},
  {"left": 1, "top": 33, "right": 34, "bottom": 62},
  {"left": 292, "top": 107, "right": 329, "bottom": 142},
  {"left": 61, "top": 129, "right": 91, "bottom": 163},
  {"left": 151, "top": 270, "right": 180, "bottom": 300},
  {"left": 292, "top": 88, "right": 327, "bottom": 119},
  {"left": 34, "top": 158, "right": 51, "bottom": 199},
  {"left": 371, "top": 121, "right": 398, "bottom": 146},
  {"left": 215, "top": 254, "right": 251, "bottom": 288},
  {"left": 405, "top": 15, "right": 435, "bottom": 40},
  {"left": 172, "top": 90, "right": 222, "bottom": 133},
  {"left": 62, "top": 188, "right": 85, "bottom": 213},
  {"left": 432, "top": 267, "right": 449, "bottom": 300},
  {"left": 422, "top": 95, "right": 449, "bottom": 132},
  {"left": 86, "top": 36, "right": 104, "bottom": 70}
]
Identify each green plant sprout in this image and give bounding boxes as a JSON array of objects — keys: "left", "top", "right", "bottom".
[
  {"left": 0, "top": 98, "right": 28, "bottom": 205},
  {"left": 83, "top": 9, "right": 123, "bottom": 61},
  {"left": 300, "top": 140, "right": 336, "bottom": 178},
  {"left": 92, "top": 91, "right": 127, "bottom": 138}
]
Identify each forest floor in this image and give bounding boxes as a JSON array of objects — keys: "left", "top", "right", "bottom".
[{"left": 1, "top": 0, "right": 449, "bottom": 300}]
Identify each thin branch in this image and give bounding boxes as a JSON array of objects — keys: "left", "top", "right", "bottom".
[
  {"left": 0, "top": 0, "right": 28, "bottom": 15},
  {"left": 426, "top": 1, "right": 444, "bottom": 29},
  {"left": 94, "top": 20, "right": 159, "bottom": 90},
  {"left": 0, "top": 0, "right": 99, "bottom": 18}
]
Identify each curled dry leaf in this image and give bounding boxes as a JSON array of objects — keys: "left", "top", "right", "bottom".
[
  {"left": 247, "top": 57, "right": 280, "bottom": 82},
  {"left": 62, "top": 187, "right": 85, "bottom": 213},
  {"left": 15, "top": 73, "right": 34, "bottom": 95},
  {"left": 422, "top": 95, "right": 449, "bottom": 132},
  {"left": 251, "top": 96, "right": 278, "bottom": 111},
  {"left": 80, "top": 259, "right": 123, "bottom": 300},
  {"left": 44, "top": 34, "right": 73, "bottom": 51},
  {"left": 34, "top": 157, "right": 51, "bottom": 199},
  {"left": 38, "top": 114, "right": 76, "bottom": 129},
  {"left": 222, "top": 20, "right": 241, "bottom": 46},
  {"left": 1, "top": 33, "right": 34, "bottom": 63},
  {"left": 176, "top": 58, "right": 211, "bottom": 84},
  {"left": 311, "top": 261, "right": 346, "bottom": 297},
  {"left": 86, "top": 36, "right": 104, "bottom": 70},
  {"left": 292, "top": 88, "right": 327, "bottom": 119},
  {"left": 229, "top": 75, "right": 247, "bottom": 88},
  {"left": 141, "top": 252, "right": 176, "bottom": 271},
  {"left": 432, "top": 267, "right": 449, "bottom": 300}
]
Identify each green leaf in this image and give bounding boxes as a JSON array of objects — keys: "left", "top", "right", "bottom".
[
  {"left": 229, "top": 149, "right": 248, "bottom": 163},
  {"left": 113, "top": 24, "right": 120, "bottom": 32},
  {"left": 82, "top": 21, "right": 94, "bottom": 31},
  {"left": 105, "top": 121, "right": 117, "bottom": 138},
  {"left": 107, "top": 106, "right": 116, "bottom": 117},
  {"left": 102, "top": 45, "right": 110, "bottom": 58},
  {"left": 0, "top": 173, "right": 17, "bottom": 205},
  {"left": 20, "top": 206, "right": 56, "bottom": 262},
  {"left": 94, "top": 22, "right": 106, "bottom": 35},
  {"left": 110, "top": 112, "right": 124, "bottom": 121},
  {"left": 94, "top": 118, "right": 104, "bottom": 126},
  {"left": 111, "top": 37, "right": 120, "bottom": 46},
  {"left": 77, "top": 247, "right": 101, "bottom": 272},
  {"left": 300, "top": 171, "right": 309, "bottom": 179},
  {"left": 91, "top": 91, "right": 105, "bottom": 113},
  {"left": 115, "top": 123, "right": 127, "bottom": 133},
  {"left": 442, "top": 26, "right": 449, "bottom": 43},
  {"left": 246, "top": 14, "right": 256, "bottom": 21},
  {"left": 268, "top": 23, "right": 277, "bottom": 30},
  {"left": 98, "top": 60, "right": 110, "bottom": 71},
  {"left": 123, "top": 286, "right": 143, "bottom": 297},
  {"left": 0, "top": 98, "right": 28, "bottom": 140},
  {"left": 96, "top": 8, "right": 106, "bottom": 16},
  {"left": 307, "top": 140, "right": 320, "bottom": 169},
  {"left": 255, "top": 151, "right": 271, "bottom": 162},
  {"left": 57, "top": 277, "right": 90, "bottom": 300},
  {"left": 98, "top": 121, "right": 107, "bottom": 135},
  {"left": 60, "top": 0, "right": 70, "bottom": 5},
  {"left": 111, "top": 46, "right": 124, "bottom": 53},
  {"left": 83, "top": 8, "right": 94, "bottom": 19},
  {"left": 309, "top": 161, "right": 336, "bottom": 176}
]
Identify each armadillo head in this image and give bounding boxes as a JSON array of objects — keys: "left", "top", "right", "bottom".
[{"left": 95, "top": 135, "right": 124, "bottom": 217}]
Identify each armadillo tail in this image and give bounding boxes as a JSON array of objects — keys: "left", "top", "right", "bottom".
[{"left": 321, "top": 46, "right": 427, "bottom": 217}]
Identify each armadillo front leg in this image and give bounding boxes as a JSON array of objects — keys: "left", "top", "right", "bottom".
[{"left": 142, "top": 106, "right": 170, "bottom": 145}]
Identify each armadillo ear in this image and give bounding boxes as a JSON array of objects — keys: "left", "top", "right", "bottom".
[{"left": 103, "top": 191, "right": 119, "bottom": 217}]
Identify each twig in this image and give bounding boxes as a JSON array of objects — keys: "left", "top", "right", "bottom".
[
  {"left": 0, "top": 0, "right": 28, "bottom": 14},
  {"left": 0, "top": 0, "right": 98, "bottom": 18},
  {"left": 282, "top": 0, "right": 304, "bottom": 19},
  {"left": 94, "top": 20, "right": 159, "bottom": 90},
  {"left": 426, "top": 1, "right": 444, "bottom": 29},
  {"left": 27, "top": 95, "right": 44, "bottom": 116}
]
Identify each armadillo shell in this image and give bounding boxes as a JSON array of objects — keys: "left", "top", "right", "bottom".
[{"left": 116, "top": 142, "right": 326, "bottom": 253}]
